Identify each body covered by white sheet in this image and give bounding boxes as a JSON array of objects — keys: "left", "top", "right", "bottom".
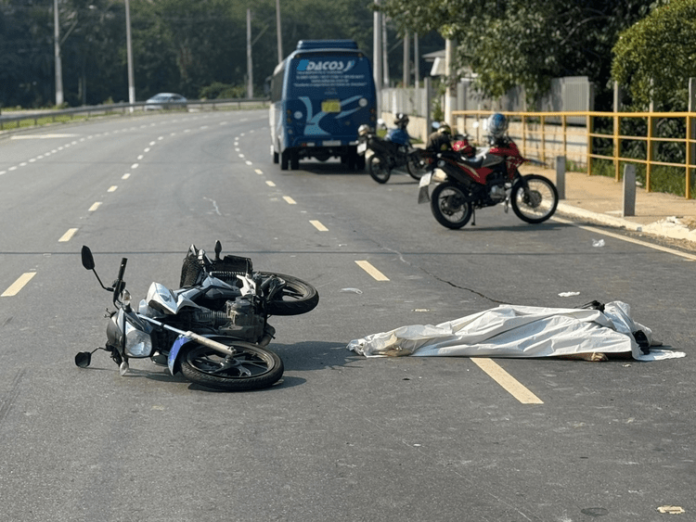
[{"left": 347, "top": 301, "right": 685, "bottom": 362}]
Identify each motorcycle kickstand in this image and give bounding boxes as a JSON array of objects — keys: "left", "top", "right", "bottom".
[{"left": 471, "top": 207, "right": 476, "bottom": 226}]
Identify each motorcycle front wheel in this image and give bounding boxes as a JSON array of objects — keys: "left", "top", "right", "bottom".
[
  {"left": 430, "top": 182, "right": 473, "bottom": 230},
  {"left": 368, "top": 155, "right": 391, "bottom": 184},
  {"left": 180, "top": 339, "right": 283, "bottom": 391},
  {"left": 510, "top": 174, "right": 559, "bottom": 224},
  {"left": 406, "top": 150, "right": 428, "bottom": 180},
  {"left": 256, "top": 272, "right": 319, "bottom": 316}
]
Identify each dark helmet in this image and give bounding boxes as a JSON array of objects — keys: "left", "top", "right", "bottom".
[
  {"left": 394, "top": 113, "right": 410, "bottom": 129},
  {"left": 487, "top": 113, "right": 508, "bottom": 139},
  {"left": 437, "top": 122, "right": 451, "bottom": 135}
]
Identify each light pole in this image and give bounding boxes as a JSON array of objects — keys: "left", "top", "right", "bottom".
[
  {"left": 247, "top": 9, "right": 253, "bottom": 98},
  {"left": 125, "top": 0, "right": 135, "bottom": 105},
  {"left": 275, "top": 0, "right": 283, "bottom": 63},
  {"left": 54, "top": 0, "right": 64, "bottom": 106}
]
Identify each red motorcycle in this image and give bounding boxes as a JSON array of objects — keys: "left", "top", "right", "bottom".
[{"left": 417, "top": 137, "right": 558, "bottom": 229}]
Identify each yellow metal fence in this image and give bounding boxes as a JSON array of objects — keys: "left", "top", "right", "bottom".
[{"left": 451, "top": 110, "right": 696, "bottom": 199}]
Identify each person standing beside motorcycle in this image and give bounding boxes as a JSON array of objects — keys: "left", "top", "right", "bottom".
[
  {"left": 425, "top": 122, "right": 453, "bottom": 152},
  {"left": 385, "top": 113, "right": 411, "bottom": 146}
]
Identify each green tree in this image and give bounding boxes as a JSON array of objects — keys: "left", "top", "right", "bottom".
[
  {"left": 377, "top": 0, "right": 657, "bottom": 108},
  {"left": 612, "top": 0, "right": 696, "bottom": 111}
]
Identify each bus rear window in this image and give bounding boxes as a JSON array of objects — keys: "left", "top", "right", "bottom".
[{"left": 288, "top": 54, "right": 371, "bottom": 92}]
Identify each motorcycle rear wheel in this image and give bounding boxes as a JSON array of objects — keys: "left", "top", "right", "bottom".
[
  {"left": 368, "top": 155, "right": 391, "bottom": 184},
  {"left": 180, "top": 339, "right": 283, "bottom": 391},
  {"left": 511, "top": 174, "right": 558, "bottom": 224},
  {"left": 256, "top": 272, "right": 319, "bottom": 316},
  {"left": 430, "top": 182, "right": 473, "bottom": 229},
  {"left": 406, "top": 150, "right": 427, "bottom": 180}
]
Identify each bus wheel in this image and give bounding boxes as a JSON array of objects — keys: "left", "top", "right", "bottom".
[
  {"left": 280, "top": 150, "right": 289, "bottom": 170},
  {"left": 347, "top": 151, "right": 356, "bottom": 170},
  {"left": 291, "top": 151, "right": 299, "bottom": 170}
]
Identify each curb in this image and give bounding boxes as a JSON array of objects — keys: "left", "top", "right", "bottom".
[{"left": 556, "top": 202, "right": 696, "bottom": 246}]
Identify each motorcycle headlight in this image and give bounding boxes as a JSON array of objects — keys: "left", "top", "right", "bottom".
[
  {"left": 437, "top": 160, "right": 446, "bottom": 168},
  {"left": 121, "top": 289, "right": 131, "bottom": 306},
  {"left": 358, "top": 124, "right": 372, "bottom": 137},
  {"left": 124, "top": 322, "right": 153, "bottom": 357}
]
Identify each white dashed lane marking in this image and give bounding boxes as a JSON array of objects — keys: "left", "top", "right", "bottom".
[
  {"left": 1, "top": 272, "right": 36, "bottom": 297},
  {"left": 310, "top": 220, "right": 328, "bottom": 232},
  {"left": 59, "top": 228, "right": 78, "bottom": 242},
  {"left": 355, "top": 260, "right": 389, "bottom": 281}
]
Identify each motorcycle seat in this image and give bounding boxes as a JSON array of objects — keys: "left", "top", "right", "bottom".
[
  {"left": 439, "top": 151, "right": 483, "bottom": 169},
  {"left": 458, "top": 156, "right": 484, "bottom": 169}
]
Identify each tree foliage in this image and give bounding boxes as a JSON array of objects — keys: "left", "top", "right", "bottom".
[
  {"left": 612, "top": 0, "right": 696, "bottom": 110},
  {"left": 378, "top": 0, "right": 658, "bottom": 107},
  {"left": 2, "top": 0, "right": 428, "bottom": 108}
]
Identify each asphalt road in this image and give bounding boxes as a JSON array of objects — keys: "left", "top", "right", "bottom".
[{"left": 0, "top": 110, "right": 694, "bottom": 522}]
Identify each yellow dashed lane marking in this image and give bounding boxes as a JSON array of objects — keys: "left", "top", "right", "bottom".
[
  {"left": 89, "top": 202, "right": 102, "bottom": 212},
  {"left": 108, "top": 186, "right": 118, "bottom": 192},
  {"left": 355, "top": 260, "right": 389, "bottom": 281},
  {"left": 471, "top": 358, "right": 543, "bottom": 405},
  {"left": 2, "top": 272, "right": 36, "bottom": 297},
  {"left": 122, "top": 173, "right": 130, "bottom": 179},
  {"left": 310, "top": 220, "right": 328, "bottom": 232},
  {"left": 283, "top": 196, "right": 296, "bottom": 205},
  {"left": 255, "top": 169, "right": 263, "bottom": 175},
  {"left": 266, "top": 181, "right": 276, "bottom": 187},
  {"left": 59, "top": 228, "right": 78, "bottom": 242}
]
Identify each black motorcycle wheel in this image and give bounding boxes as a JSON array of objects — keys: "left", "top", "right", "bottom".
[
  {"left": 510, "top": 174, "right": 559, "bottom": 224},
  {"left": 368, "top": 155, "right": 391, "bottom": 184},
  {"left": 256, "top": 271, "right": 319, "bottom": 316},
  {"left": 430, "top": 181, "right": 473, "bottom": 229},
  {"left": 179, "top": 339, "right": 283, "bottom": 391},
  {"left": 406, "top": 150, "right": 427, "bottom": 180}
]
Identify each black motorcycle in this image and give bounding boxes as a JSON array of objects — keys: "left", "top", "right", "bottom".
[
  {"left": 76, "top": 241, "right": 319, "bottom": 391},
  {"left": 357, "top": 124, "right": 428, "bottom": 184}
]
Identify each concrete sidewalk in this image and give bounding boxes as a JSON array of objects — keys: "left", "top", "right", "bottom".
[{"left": 519, "top": 164, "right": 696, "bottom": 250}]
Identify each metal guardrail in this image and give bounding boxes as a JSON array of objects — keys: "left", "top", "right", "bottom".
[
  {"left": 452, "top": 110, "right": 695, "bottom": 199},
  {"left": 0, "top": 97, "right": 270, "bottom": 132}
]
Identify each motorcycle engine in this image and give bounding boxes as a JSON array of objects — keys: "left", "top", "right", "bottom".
[
  {"left": 487, "top": 172, "right": 507, "bottom": 202},
  {"left": 220, "top": 298, "right": 265, "bottom": 341},
  {"left": 177, "top": 296, "right": 265, "bottom": 342}
]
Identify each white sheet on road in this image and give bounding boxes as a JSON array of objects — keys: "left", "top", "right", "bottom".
[{"left": 347, "top": 301, "right": 685, "bottom": 362}]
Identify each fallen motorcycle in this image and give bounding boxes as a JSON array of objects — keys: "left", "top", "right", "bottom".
[
  {"left": 357, "top": 124, "right": 427, "bottom": 183},
  {"left": 418, "top": 135, "right": 558, "bottom": 229},
  {"left": 75, "top": 241, "right": 319, "bottom": 391}
]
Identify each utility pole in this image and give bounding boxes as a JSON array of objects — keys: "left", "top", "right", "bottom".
[
  {"left": 54, "top": 0, "right": 63, "bottom": 106},
  {"left": 246, "top": 9, "right": 253, "bottom": 98},
  {"left": 275, "top": 0, "right": 283, "bottom": 63},
  {"left": 373, "top": 0, "right": 382, "bottom": 92},
  {"left": 402, "top": 29, "right": 410, "bottom": 88},
  {"left": 381, "top": 15, "right": 388, "bottom": 88},
  {"left": 414, "top": 33, "right": 419, "bottom": 88},
  {"left": 125, "top": 0, "right": 135, "bottom": 105}
]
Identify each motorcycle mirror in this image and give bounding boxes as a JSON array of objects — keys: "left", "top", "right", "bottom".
[
  {"left": 75, "top": 351, "right": 92, "bottom": 368},
  {"left": 81, "top": 245, "right": 95, "bottom": 270},
  {"left": 214, "top": 240, "right": 222, "bottom": 261}
]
